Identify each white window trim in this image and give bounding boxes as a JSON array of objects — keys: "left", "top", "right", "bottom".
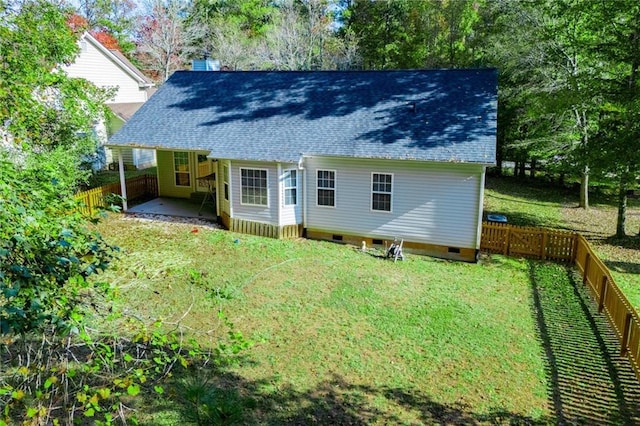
[
  {"left": 239, "top": 167, "right": 269, "bottom": 207},
  {"left": 283, "top": 168, "right": 298, "bottom": 206},
  {"left": 316, "top": 169, "right": 336, "bottom": 208},
  {"left": 371, "top": 172, "right": 393, "bottom": 213},
  {"left": 173, "top": 151, "right": 191, "bottom": 188}
]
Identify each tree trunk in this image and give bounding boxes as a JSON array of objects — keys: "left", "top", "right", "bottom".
[
  {"left": 573, "top": 106, "right": 590, "bottom": 209},
  {"left": 579, "top": 167, "right": 589, "bottom": 209},
  {"left": 616, "top": 177, "right": 628, "bottom": 238},
  {"left": 518, "top": 161, "right": 526, "bottom": 178},
  {"left": 530, "top": 159, "right": 537, "bottom": 178}
]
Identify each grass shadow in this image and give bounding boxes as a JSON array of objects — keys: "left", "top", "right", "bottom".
[
  {"left": 598, "top": 235, "right": 640, "bottom": 276},
  {"left": 483, "top": 209, "right": 565, "bottom": 229},
  {"left": 603, "top": 235, "right": 640, "bottom": 250},
  {"left": 528, "top": 260, "right": 640, "bottom": 425},
  {"left": 485, "top": 176, "right": 576, "bottom": 205},
  {"left": 605, "top": 261, "right": 640, "bottom": 275},
  {"left": 172, "top": 371, "right": 555, "bottom": 425}
]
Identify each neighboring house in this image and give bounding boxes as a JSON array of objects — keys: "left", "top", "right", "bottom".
[
  {"left": 108, "top": 69, "right": 497, "bottom": 261},
  {"left": 62, "top": 33, "right": 156, "bottom": 169}
]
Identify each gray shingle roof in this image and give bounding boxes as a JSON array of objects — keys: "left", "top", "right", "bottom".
[{"left": 108, "top": 69, "right": 497, "bottom": 164}]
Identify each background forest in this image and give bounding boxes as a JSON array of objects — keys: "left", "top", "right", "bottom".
[{"left": 62, "top": 0, "right": 640, "bottom": 236}]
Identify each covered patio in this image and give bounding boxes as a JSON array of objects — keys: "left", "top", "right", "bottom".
[{"left": 127, "top": 197, "right": 217, "bottom": 221}]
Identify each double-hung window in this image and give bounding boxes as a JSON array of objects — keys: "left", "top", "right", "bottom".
[
  {"left": 223, "top": 165, "right": 229, "bottom": 201},
  {"left": 174, "top": 152, "right": 190, "bottom": 187},
  {"left": 371, "top": 173, "right": 392, "bottom": 212},
  {"left": 283, "top": 169, "right": 297, "bottom": 206},
  {"left": 240, "top": 168, "right": 268, "bottom": 206},
  {"left": 317, "top": 170, "right": 335, "bottom": 207}
]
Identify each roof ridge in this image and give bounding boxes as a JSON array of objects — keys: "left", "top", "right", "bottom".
[{"left": 175, "top": 68, "right": 497, "bottom": 74}]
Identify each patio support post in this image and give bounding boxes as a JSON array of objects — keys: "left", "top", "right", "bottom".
[{"left": 118, "top": 149, "right": 128, "bottom": 211}]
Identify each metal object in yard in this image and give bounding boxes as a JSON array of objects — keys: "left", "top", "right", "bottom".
[{"left": 386, "top": 238, "right": 404, "bottom": 262}]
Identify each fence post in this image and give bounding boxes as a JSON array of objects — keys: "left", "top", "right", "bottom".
[
  {"left": 541, "top": 231, "right": 548, "bottom": 260},
  {"left": 88, "top": 190, "right": 95, "bottom": 215},
  {"left": 583, "top": 252, "right": 591, "bottom": 286},
  {"left": 599, "top": 276, "right": 608, "bottom": 313},
  {"left": 505, "top": 225, "right": 511, "bottom": 256},
  {"left": 621, "top": 312, "right": 633, "bottom": 357}
]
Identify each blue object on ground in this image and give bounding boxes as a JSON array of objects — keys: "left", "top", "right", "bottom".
[{"left": 487, "top": 214, "right": 508, "bottom": 223}]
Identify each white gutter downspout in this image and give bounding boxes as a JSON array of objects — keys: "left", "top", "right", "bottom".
[
  {"left": 118, "top": 149, "right": 128, "bottom": 211},
  {"left": 227, "top": 160, "right": 233, "bottom": 218},
  {"left": 298, "top": 155, "right": 306, "bottom": 232},
  {"left": 277, "top": 163, "right": 283, "bottom": 227}
]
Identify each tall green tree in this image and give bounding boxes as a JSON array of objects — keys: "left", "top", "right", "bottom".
[
  {"left": 481, "top": 0, "right": 602, "bottom": 208},
  {"left": 0, "top": 0, "right": 115, "bottom": 335},
  {"left": 586, "top": 0, "right": 640, "bottom": 237},
  {"left": 342, "top": 0, "right": 483, "bottom": 69}
]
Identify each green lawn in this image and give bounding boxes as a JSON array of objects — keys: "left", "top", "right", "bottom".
[
  {"left": 89, "top": 213, "right": 640, "bottom": 424},
  {"left": 485, "top": 176, "right": 640, "bottom": 310}
]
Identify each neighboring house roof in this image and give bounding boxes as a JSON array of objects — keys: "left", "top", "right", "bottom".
[
  {"left": 108, "top": 102, "right": 146, "bottom": 121},
  {"left": 108, "top": 69, "right": 497, "bottom": 164}
]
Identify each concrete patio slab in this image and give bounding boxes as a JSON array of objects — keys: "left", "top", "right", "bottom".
[{"left": 127, "top": 197, "right": 217, "bottom": 221}]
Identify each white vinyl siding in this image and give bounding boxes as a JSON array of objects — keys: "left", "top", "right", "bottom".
[
  {"left": 371, "top": 173, "right": 393, "bottom": 212},
  {"left": 62, "top": 36, "right": 148, "bottom": 104},
  {"left": 108, "top": 146, "right": 133, "bottom": 166},
  {"left": 317, "top": 170, "right": 336, "bottom": 207},
  {"left": 107, "top": 146, "right": 154, "bottom": 170},
  {"left": 230, "top": 162, "right": 278, "bottom": 224},
  {"left": 132, "top": 148, "right": 156, "bottom": 169},
  {"left": 240, "top": 168, "right": 269, "bottom": 206},
  {"left": 305, "top": 157, "right": 483, "bottom": 249}
]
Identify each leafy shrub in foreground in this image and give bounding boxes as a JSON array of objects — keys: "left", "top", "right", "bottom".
[
  {"left": 0, "top": 316, "right": 252, "bottom": 425},
  {"left": 0, "top": 153, "right": 117, "bottom": 336}
]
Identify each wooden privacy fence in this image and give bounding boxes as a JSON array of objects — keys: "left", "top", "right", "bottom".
[
  {"left": 481, "top": 222, "right": 577, "bottom": 262},
  {"left": 481, "top": 222, "right": 640, "bottom": 382},
  {"left": 75, "top": 174, "right": 158, "bottom": 215},
  {"left": 574, "top": 235, "right": 640, "bottom": 381}
]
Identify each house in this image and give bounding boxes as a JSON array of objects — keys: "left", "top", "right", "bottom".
[
  {"left": 62, "top": 33, "right": 156, "bottom": 169},
  {"left": 108, "top": 69, "right": 497, "bottom": 261}
]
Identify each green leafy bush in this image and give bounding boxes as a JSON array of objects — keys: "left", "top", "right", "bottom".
[
  {"left": 0, "top": 318, "right": 252, "bottom": 424},
  {"left": 0, "top": 152, "right": 117, "bottom": 335}
]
